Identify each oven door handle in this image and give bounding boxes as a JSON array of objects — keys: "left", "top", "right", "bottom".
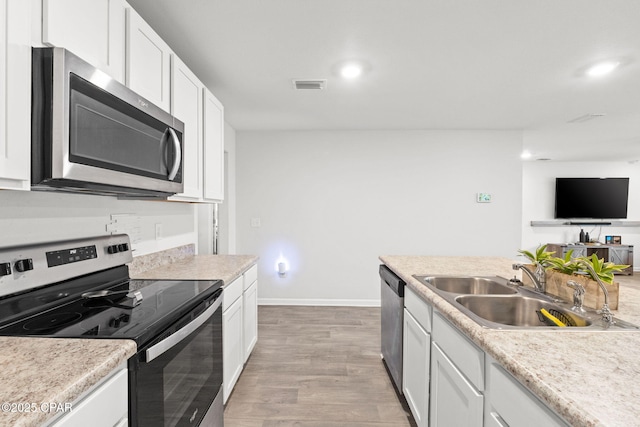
[{"left": 145, "top": 295, "right": 222, "bottom": 362}]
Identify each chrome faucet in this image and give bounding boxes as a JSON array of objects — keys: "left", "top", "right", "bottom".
[
  {"left": 512, "top": 263, "right": 546, "bottom": 293},
  {"left": 575, "top": 260, "right": 615, "bottom": 327}
]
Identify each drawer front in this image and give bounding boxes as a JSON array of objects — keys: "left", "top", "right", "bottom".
[
  {"left": 244, "top": 264, "right": 258, "bottom": 290},
  {"left": 432, "top": 312, "right": 484, "bottom": 391},
  {"left": 405, "top": 286, "right": 432, "bottom": 333},
  {"left": 487, "top": 361, "right": 568, "bottom": 427},
  {"left": 48, "top": 367, "right": 128, "bottom": 426},
  {"left": 223, "top": 276, "right": 243, "bottom": 311}
]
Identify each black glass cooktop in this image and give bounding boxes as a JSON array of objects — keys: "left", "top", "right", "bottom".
[{"left": 0, "top": 266, "right": 222, "bottom": 347}]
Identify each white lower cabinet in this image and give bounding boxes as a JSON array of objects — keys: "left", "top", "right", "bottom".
[
  {"left": 430, "top": 342, "right": 483, "bottom": 427},
  {"left": 485, "top": 357, "right": 569, "bottom": 427},
  {"left": 243, "top": 279, "right": 258, "bottom": 363},
  {"left": 45, "top": 364, "right": 128, "bottom": 427},
  {"left": 223, "top": 264, "right": 259, "bottom": 403},
  {"left": 223, "top": 276, "right": 244, "bottom": 404},
  {"left": 402, "top": 287, "right": 431, "bottom": 427},
  {"left": 394, "top": 270, "right": 572, "bottom": 427}
]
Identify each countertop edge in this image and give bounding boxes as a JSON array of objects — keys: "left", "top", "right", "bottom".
[
  {"left": 1, "top": 338, "right": 136, "bottom": 427},
  {"left": 130, "top": 254, "right": 259, "bottom": 284}
]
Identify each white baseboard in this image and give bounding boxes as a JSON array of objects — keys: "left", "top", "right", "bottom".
[{"left": 258, "top": 298, "right": 381, "bottom": 307}]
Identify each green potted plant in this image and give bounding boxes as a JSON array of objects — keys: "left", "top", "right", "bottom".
[{"left": 517, "top": 245, "right": 629, "bottom": 309}]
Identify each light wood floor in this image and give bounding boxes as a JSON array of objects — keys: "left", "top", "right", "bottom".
[{"left": 224, "top": 305, "right": 415, "bottom": 427}]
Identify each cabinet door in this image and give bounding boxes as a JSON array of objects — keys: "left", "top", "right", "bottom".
[
  {"left": 403, "top": 309, "right": 430, "bottom": 427},
  {"left": 568, "top": 247, "right": 587, "bottom": 258},
  {"left": 485, "top": 360, "right": 568, "bottom": 427},
  {"left": 203, "top": 88, "right": 225, "bottom": 202},
  {"left": 609, "top": 247, "right": 631, "bottom": 265},
  {"left": 43, "top": 0, "right": 126, "bottom": 83},
  {"left": 223, "top": 296, "right": 243, "bottom": 403},
  {"left": 45, "top": 367, "right": 128, "bottom": 427},
  {"left": 430, "top": 343, "right": 483, "bottom": 427},
  {"left": 0, "top": 0, "right": 30, "bottom": 190},
  {"left": 126, "top": 8, "right": 171, "bottom": 111},
  {"left": 243, "top": 280, "right": 258, "bottom": 363},
  {"left": 168, "top": 55, "right": 203, "bottom": 201}
]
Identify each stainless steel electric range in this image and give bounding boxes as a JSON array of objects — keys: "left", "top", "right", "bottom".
[{"left": 0, "top": 234, "right": 223, "bottom": 427}]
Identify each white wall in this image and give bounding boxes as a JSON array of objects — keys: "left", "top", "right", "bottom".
[
  {"left": 521, "top": 161, "right": 640, "bottom": 269},
  {"left": 236, "top": 130, "right": 523, "bottom": 305},
  {"left": 0, "top": 190, "right": 196, "bottom": 256}
]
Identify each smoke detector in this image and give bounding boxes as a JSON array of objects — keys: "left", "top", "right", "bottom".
[{"left": 292, "top": 79, "right": 327, "bottom": 90}]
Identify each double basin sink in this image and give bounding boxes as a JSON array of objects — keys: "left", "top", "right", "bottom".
[{"left": 412, "top": 275, "right": 639, "bottom": 330}]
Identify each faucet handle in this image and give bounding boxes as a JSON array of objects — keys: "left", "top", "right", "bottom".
[
  {"left": 566, "top": 280, "right": 586, "bottom": 314},
  {"left": 508, "top": 276, "right": 523, "bottom": 286},
  {"left": 597, "top": 304, "right": 616, "bottom": 327}
]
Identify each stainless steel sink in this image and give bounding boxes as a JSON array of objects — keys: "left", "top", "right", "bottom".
[
  {"left": 455, "top": 294, "right": 591, "bottom": 328},
  {"left": 412, "top": 274, "right": 639, "bottom": 331},
  {"left": 418, "top": 276, "right": 517, "bottom": 295}
]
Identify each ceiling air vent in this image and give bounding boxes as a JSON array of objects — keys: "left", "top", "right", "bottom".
[
  {"left": 567, "top": 113, "right": 606, "bottom": 123},
  {"left": 292, "top": 79, "right": 327, "bottom": 90}
]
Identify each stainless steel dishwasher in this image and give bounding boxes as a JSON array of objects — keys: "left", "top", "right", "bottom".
[{"left": 380, "top": 264, "right": 406, "bottom": 393}]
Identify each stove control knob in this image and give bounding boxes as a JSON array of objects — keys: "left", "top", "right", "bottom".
[
  {"left": 109, "top": 314, "right": 130, "bottom": 328},
  {"left": 107, "top": 244, "right": 119, "bottom": 254},
  {"left": 0, "top": 263, "right": 11, "bottom": 277},
  {"left": 14, "top": 258, "right": 33, "bottom": 273},
  {"left": 118, "top": 244, "right": 127, "bottom": 252}
]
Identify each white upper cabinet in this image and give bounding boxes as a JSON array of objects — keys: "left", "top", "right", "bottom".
[
  {"left": 126, "top": 7, "right": 171, "bottom": 112},
  {"left": 203, "top": 89, "right": 224, "bottom": 202},
  {"left": 169, "top": 55, "right": 203, "bottom": 201},
  {"left": 0, "top": 0, "right": 30, "bottom": 191},
  {"left": 42, "top": 0, "right": 127, "bottom": 83}
]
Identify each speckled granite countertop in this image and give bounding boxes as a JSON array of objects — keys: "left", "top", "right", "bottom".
[
  {"left": 0, "top": 338, "right": 135, "bottom": 427},
  {"left": 380, "top": 255, "right": 640, "bottom": 427},
  {"left": 130, "top": 254, "right": 259, "bottom": 284},
  {"left": 0, "top": 252, "right": 256, "bottom": 427}
]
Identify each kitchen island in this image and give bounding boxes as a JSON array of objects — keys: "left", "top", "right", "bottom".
[{"left": 380, "top": 255, "right": 640, "bottom": 427}]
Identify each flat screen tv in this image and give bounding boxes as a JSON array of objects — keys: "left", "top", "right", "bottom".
[{"left": 555, "top": 177, "right": 629, "bottom": 219}]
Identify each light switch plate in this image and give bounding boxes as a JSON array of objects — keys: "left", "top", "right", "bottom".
[{"left": 477, "top": 193, "right": 492, "bottom": 203}]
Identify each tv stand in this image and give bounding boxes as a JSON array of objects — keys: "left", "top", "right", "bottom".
[{"left": 546, "top": 243, "right": 634, "bottom": 275}]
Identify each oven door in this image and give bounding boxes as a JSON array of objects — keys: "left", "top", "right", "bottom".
[{"left": 130, "top": 292, "right": 223, "bottom": 427}]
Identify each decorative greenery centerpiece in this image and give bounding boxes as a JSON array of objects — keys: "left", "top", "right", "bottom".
[
  {"left": 518, "top": 244, "right": 628, "bottom": 284},
  {"left": 517, "top": 244, "right": 629, "bottom": 309}
]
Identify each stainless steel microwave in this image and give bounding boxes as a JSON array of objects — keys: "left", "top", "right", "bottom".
[{"left": 31, "top": 48, "right": 184, "bottom": 197}]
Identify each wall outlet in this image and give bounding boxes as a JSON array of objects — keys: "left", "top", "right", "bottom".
[
  {"left": 250, "top": 218, "right": 261, "bottom": 228},
  {"left": 155, "top": 223, "right": 163, "bottom": 240}
]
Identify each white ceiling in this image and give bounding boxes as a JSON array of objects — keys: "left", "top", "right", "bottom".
[{"left": 126, "top": 0, "right": 640, "bottom": 161}]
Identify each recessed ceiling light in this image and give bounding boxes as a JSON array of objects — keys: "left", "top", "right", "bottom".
[
  {"left": 585, "top": 61, "right": 619, "bottom": 77},
  {"left": 521, "top": 150, "right": 532, "bottom": 159},
  {"left": 340, "top": 63, "right": 363, "bottom": 79}
]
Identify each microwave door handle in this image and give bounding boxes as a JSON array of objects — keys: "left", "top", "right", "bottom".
[
  {"left": 167, "top": 128, "right": 182, "bottom": 181},
  {"left": 144, "top": 295, "right": 222, "bottom": 362}
]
